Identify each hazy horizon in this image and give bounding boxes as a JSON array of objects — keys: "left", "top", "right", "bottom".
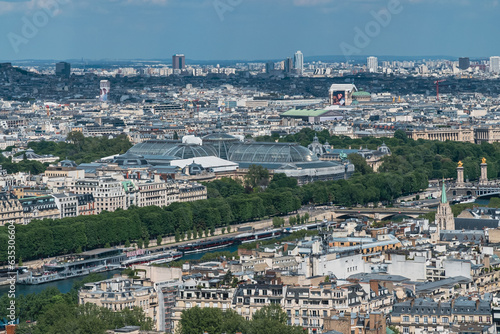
[{"left": 1, "top": 0, "right": 499, "bottom": 61}]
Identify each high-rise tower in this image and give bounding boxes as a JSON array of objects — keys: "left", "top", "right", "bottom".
[
  {"left": 172, "top": 54, "right": 186, "bottom": 70},
  {"left": 294, "top": 51, "right": 304, "bottom": 74}
]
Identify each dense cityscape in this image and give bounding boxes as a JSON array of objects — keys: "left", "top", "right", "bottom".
[{"left": 1, "top": 1, "right": 500, "bottom": 334}]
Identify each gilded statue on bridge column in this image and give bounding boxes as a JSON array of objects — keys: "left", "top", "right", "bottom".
[
  {"left": 458, "top": 161, "right": 463, "bottom": 167},
  {"left": 482, "top": 157, "right": 487, "bottom": 164}
]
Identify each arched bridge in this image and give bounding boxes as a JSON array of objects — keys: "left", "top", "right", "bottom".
[
  {"left": 333, "top": 208, "right": 432, "bottom": 220},
  {"left": 452, "top": 183, "right": 500, "bottom": 198}
]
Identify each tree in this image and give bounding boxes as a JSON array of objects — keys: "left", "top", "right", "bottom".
[
  {"left": 124, "top": 240, "right": 130, "bottom": 248},
  {"left": 66, "top": 131, "right": 86, "bottom": 151},
  {"left": 244, "top": 165, "right": 270, "bottom": 191},
  {"left": 247, "top": 304, "right": 304, "bottom": 334},
  {"left": 269, "top": 173, "right": 298, "bottom": 189},
  {"left": 348, "top": 153, "right": 373, "bottom": 175},
  {"left": 137, "top": 239, "right": 143, "bottom": 249},
  {"left": 157, "top": 235, "right": 162, "bottom": 246},
  {"left": 394, "top": 129, "right": 408, "bottom": 142},
  {"left": 221, "top": 227, "right": 226, "bottom": 234}
]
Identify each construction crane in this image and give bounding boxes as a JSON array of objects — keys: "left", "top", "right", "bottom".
[{"left": 434, "top": 79, "right": 446, "bottom": 101}]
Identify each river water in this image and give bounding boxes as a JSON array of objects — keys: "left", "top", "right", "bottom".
[{"left": 0, "top": 243, "right": 241, "bottom": 297}]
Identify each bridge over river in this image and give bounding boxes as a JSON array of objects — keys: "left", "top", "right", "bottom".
[{"left": 333, "top": 208, "right": 432, "bottom": 220}]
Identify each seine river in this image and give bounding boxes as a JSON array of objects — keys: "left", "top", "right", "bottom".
[{"left": 0, "top": 243, "right": 240, "bottom": 297}]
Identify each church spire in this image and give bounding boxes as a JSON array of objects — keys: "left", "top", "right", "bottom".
[{"left": 441, "top": 180, "right": 447, "bottom": 204}]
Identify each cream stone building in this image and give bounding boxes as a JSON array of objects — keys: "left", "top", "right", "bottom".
[
  {"left": 0, "top": 192, "right": 23, "bottom": 226},
  {"left": 79, "top": 277, "right": 161, "bottom": 331},
  {"left": 70, "top": 177, "right": 127, "bottom": 214}
]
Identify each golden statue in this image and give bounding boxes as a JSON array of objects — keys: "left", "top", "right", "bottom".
[
  {"left": 482, "top": 157, "right": 487, "bottom": 164},
  {"left": 458, "top": 161, "right": 463, "bottom": 167}
]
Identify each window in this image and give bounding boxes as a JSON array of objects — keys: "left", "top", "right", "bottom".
[
  {"left": 415, "top": 316, "right": 419, "bottom": 323},
  {"left": 403, "top": 327, "right": 409, "bottom": 334},
  {"left": 403, "top": 316, "right": 410, "bottom": 322},
  {"left": 424, "top": 317, "right": 428, "bottom": 324},
  {"left": 443, "top": 317, "right": 449, "bottom": 323},
  {"left": 479, "top": 316, "right": 483, "bottom": 323},
  {"left": 432, "top": 317, "right": 436, "bottom": 324}
]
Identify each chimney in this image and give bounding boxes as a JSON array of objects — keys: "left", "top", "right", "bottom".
[
  {"left": 6, "top": 324, "right": 16, "bottom": 334},
  {"left": 370, "top": 280, "right": 380, "bottom": 296},
  {"left": 284, "top": 244, "right": 288, "bottom": 253}
]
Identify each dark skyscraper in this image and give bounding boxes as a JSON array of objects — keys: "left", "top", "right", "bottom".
[
  {"left": 55, "top": 62, "right": 71, "bottom": 78},
  {"left": 172, "top": 54, "right": 186, "bottom": 70},
  {"left": 284, "top": 57, "right": 294, "bottom": 73},
  {"left": 265, "top": 61, "right": 274, "bottom": 74},
  {"left": 459, "top": 57, "right": 470, "bottom": 70}
]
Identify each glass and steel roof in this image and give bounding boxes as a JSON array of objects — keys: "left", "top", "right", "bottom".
[
  {"left": 227, "top": 143, "right": 319, "bottom": 163},
  {"left": 128, "top": 140, "right": 217, "bottom": 160}
]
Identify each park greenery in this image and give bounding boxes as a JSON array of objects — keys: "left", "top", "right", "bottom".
[
  {"left": 0, "top": 132, "right": 132, "bottom": 175},
  {"left": 0, "top": 274, "right": 153, "bottom": 334},
  {"left": 261, "top": 128, "right": 500, "bottom": 181},
  {"left": 29, "top": 132, "right": 132, "bottom": 165},
  {"left": 176, "top": 304, "right": 306, "bottom": 334}
]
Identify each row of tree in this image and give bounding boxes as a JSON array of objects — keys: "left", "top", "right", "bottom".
[
  {"left": 0, "top": 164, "right": 430, "bottom": 263},
  {"left": 0, "top": 177, "right": 302, "bottom": 262},
  {"left": 0, "top": 274, "right": 153, "bottom": 334},
  {"left": 177, "top": 304, "right": 306, "bottom": 334}
]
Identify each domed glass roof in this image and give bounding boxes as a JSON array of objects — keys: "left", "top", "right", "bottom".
[
  {"left": 128, "top": 140, "right": 217, "bottom": 160},
  {"left": 227, "top": 143, "right": 318, "bottom": 163},
  {"left": 202, "top": 132, "right": 239, "bottom": 142}
]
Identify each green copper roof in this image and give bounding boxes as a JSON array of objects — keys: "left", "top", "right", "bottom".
[
  {"left": 441, "top": 181, "right": 447, "bottom": 204},
  {"left": 281, "top": 109, "right": 329, "bottom": 117}
]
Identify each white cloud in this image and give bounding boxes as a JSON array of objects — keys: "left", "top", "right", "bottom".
[
  {"left": 0, "top": 0, "right": 68, "bottom": 15},
  {"left": 293, "top": 0, "right": 333, "bottom": 6}
]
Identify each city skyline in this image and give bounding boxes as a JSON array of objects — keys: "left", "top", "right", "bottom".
[{"left": 1, "top": 0, "right": 500, "bottom": 61}]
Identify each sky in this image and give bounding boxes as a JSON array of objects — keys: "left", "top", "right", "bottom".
[{"left": 0, "top": 0, "right": 499, "bottom": 61}]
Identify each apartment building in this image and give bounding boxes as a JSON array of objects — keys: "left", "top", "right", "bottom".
[
  {"left": 324, "top": 312, "right": 386, "bottom": 334},
  {"left": 79, "top": 278, "right": 160, "bottom": 330},
  {"left": 19, "top": 195, "right": 60, "bottom": 224},
  {"left": 390, "top": 297, "right": 492, "bottom": 334},
  {"left": 71, "top": 177, "right": 126, "bottom": 214},
  {"left": 0, "top": 192, "right": 23, "bottom": 225},
  {"left": 178, "top": 182, "right": 207, "bottom": 202},
  {"left": 130, "top": 180, "right": 179, "bottom": 208},
  {"left": 77, "top": 193, "right": 96, "bottom": 216},
  {"left": 53, "top": 193, "right": 78, "bottom": 218}
]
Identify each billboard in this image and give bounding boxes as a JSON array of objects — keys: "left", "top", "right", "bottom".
[
  {"left": 100, "top": 80, "right": 110, "bottom": 102},
  {"left": 330, "top": 91, "right": 346, "bottom": 106}
]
